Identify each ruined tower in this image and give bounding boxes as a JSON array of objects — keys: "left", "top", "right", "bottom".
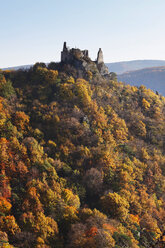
[
  {"left": 61, "top": 42, "right": 69, "bottom": 62},
  {"left": 97, "top": 48, "right": 104, "bottom": 64},
  {"left": 96, "top": 48, "right": 109, "bottom": 76}
]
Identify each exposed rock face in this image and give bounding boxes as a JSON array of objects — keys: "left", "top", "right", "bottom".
[
  {"left": 97, "top": 62, "right": 109, "bottom": 76},
  {"left": 60, "top": 42, "right": 110, "bottom": 77}
]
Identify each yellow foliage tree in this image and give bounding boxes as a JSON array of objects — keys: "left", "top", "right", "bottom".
[
  {"left": 0, "top": 197, "right": 12, "bottom": 214},
  {"left": 101, "top": 192, "right": 129, "bottom": 220}
]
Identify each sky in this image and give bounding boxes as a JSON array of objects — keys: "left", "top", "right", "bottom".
[{"left": 1, "top": 0, "right": 165, "bottom": 68}]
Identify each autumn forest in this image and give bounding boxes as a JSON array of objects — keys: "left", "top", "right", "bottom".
[{"left": 0, "top": 56, "right": 165, "bottom": 248}]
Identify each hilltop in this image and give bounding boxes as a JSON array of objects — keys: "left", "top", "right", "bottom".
[
  {"left": 0, "top": 43, "right": 165, "bottom": 248},
  {"left": 3, "top": 59, "right": 165, "bottom": 75},
  {"left": 3, "top": 59, "right": 165, "bottom": 96}
]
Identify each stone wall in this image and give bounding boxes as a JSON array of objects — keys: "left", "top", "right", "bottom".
[
  {"left": 60, "top": 42, "right": 110, "bottom": 77},
  {"left": 61, "top": 42, "right": 89, "bottom": 63}
]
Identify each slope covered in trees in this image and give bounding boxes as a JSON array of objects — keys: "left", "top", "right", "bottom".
[{"left": 0, "top": 59, "right": 165, "bottom": 248}]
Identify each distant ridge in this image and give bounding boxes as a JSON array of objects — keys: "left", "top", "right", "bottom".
[
  {"left": 1, "top": 64, "right": 32, "bottom": 71},
  {"left": 118, "top": 66, "right": 165, "bottom": 95},
  {"left": 106, "top": 59, "right": 165, "bottom": 74}
]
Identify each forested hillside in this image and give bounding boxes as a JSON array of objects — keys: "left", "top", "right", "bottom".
[{"left": 0, "top": 59, "right": 165, "bottom": 248}]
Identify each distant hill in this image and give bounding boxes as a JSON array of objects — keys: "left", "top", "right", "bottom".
[
  {"left": 118, "top": 66, "right": 165, "bottom": 95},
  {"left": 1, "top": 64, "right": 32, "bottom": 71},
  {"left": 106, "top": 60, "right": 165, "bottom": 74}
]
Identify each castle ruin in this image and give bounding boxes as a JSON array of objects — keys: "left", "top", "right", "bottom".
[
  {"left": 61, "top": 42, "right": 104, "bottom": 65},
  {"left": 60, "top": 42, "right": 109, "bottom": 76},
  {"left": 61, "top": 42, "right": 89, "bottom": 63}
]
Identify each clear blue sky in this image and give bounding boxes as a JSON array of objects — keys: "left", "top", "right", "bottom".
[{"left": 1, "top": 0, "right": 165, "bottom": 68}]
